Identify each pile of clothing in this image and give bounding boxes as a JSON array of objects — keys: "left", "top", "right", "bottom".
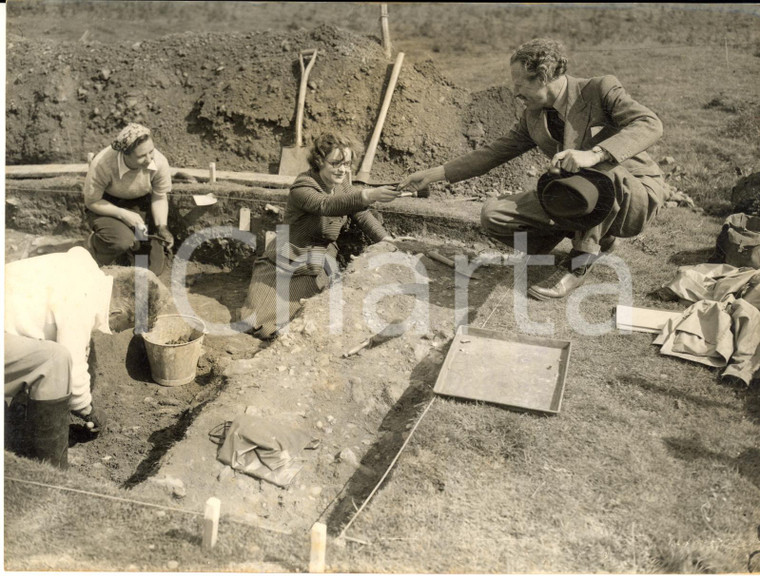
[{"left": 655, "top": 263, "right": 760, "bottom": 385}]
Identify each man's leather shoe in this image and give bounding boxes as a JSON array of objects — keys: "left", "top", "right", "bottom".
[
  {"left": 528, "top": 267, "right": 590, "bottom": 300},
  {"left": 528, "top": 254, "right": 592, "bottom": 301}
]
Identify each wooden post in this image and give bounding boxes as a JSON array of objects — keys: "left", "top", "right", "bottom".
[
  {"left": 308, "top": 522, "right": 327, "bottom": 573},
  {"left": 202, "top": 497, "right": 221, "bottom": 550},
  {"left": 209, "top": 162, "right": 216, "bottom": 184},
  {"left": 380, "top": 4, "right": 392, "bottom": 60},
  {"left": 239, "top": 207, "right": 251, "bottom": 232},
  {"left": 87, "top": 152, "right": 94, "bottom": 165}
]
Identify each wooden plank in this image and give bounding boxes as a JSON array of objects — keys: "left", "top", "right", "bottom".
[
  {"left": 615, "top": 305, "right": 683, "bottom": 333},
  {"left": 239, "top": 207, "right": 251, "bottom": 231},
  {"left": 202, "top": 497, "right": 221, "bottom": 550},
  {"left": 6, "top": 164, "right": 295, "bottom": 188},
  {"left": 309, "top": 522, "right": 327, "bottom": 573},
  {"left": 6, "top": 164, "right": 89, "bottom": 177}
]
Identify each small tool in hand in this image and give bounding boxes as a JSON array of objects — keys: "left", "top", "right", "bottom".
[{"left": 398, "top": 187, "right": 431, "bottom": 198}]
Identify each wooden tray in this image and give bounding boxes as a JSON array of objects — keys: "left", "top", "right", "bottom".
[{"left": 433, "top": 325, "right": 571, "bottom": 414}]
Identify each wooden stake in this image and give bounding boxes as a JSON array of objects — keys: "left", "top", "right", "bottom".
[
  {"left": 239, "top": 207, "right": 251, "bottom": 231},
  {"left": 380, "top": 4, "right": 392, "bottom": 60},
  {"left": 309, "top": 522, "right": 327, "bottom": 573},
  {"left": 202, "top": 497, "right": 221, "bottom": 550},
  {"left": 87, "top": 152, "right": 94, "bottom": 165},
  {"left": 209, "top": 162, "right": 217, "bottom": 184}
]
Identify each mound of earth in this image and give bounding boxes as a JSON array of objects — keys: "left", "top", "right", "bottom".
[{"left": 6, "top": 24, "right": 542, "bottom": 197}]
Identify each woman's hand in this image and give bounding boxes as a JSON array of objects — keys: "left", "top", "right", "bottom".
[
  {"left": 156, "top": 224, "right": 174, "bottom": 250},
  {"left": 398, "top": 166, "right": 446, "bottom": 193},
  {"left": 120, "top": 209, "right": 147, "bottom": 233},
  {"left": 363, "top": 186, "right": 402, "bottom": 204}
]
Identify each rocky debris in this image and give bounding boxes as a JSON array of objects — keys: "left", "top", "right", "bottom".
[
  {"left": 7, "top": 24, "right": 538, "bottom": 197},
  {"left": 149, "top": 475, "right": 187, "bottom": 499}
]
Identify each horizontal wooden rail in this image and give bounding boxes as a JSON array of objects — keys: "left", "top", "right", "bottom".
[{"left": 5, "top": 164, "right": 295, "bottom": 189}]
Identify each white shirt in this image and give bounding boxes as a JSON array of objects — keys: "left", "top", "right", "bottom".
[{"left": 5, "top": 247, "right": 113, "bottom": 410}]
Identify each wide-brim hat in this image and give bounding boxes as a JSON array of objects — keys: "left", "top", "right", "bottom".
[{"left": 537, "top": 168, "right": 616, "bottom": 231}]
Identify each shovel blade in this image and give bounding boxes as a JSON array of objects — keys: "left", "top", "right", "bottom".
[{"left": 278, "top": 145, "right": 311, "bottom": 176}]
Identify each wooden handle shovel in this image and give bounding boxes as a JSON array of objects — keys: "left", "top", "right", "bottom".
[{"left": 354, "top": 52, "right": 405, "bottom": 185}]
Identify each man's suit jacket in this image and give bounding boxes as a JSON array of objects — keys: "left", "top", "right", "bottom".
[{"left": 444, "top": 75, "right": 664, "bottom": 183}]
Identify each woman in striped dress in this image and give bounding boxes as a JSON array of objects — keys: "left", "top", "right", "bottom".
[{"left": 239, "top": 133, "right": 402, "bottom": 339}]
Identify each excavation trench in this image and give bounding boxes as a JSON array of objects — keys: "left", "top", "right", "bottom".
[{"left": 5, "top": 178, "right": 494, "bottom": 506}]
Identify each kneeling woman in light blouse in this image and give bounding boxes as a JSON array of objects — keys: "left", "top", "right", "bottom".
[
  {"left": 83, "top": 123, "right": 174, "bottom": 275},
  {"left": 239, "top": 132, "right": 401, "bottom": 339}
]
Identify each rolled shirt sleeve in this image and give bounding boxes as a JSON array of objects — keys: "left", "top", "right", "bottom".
[
  {"left": 83, "top": 148, "right": 113, "bottom": 205},
  {"left": 149, "top": 149, "right": 172, "bottom": 198}
]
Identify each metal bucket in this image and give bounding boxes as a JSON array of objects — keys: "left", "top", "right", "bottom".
[{"left": 142, "top": 314, "right": 207, "bottom": 387}]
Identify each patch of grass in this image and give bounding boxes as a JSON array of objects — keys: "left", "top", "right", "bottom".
[
  {"left": 328, "top": 207, "right": 760, "bottom": 573},
  {"left": 3, "top": 452, "right": 307, "bottom": 571}
]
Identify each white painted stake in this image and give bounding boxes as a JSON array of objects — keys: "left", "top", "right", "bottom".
[
  {"left": 202, "top": 497, "right": 221, "bottom": 550},
  {"left": 87, "top": 152, "right": 94, "bottom": 165},
  {"left": 209, "top": 162, "right": 217, "bottom": 183},
  {"left": 309, "top": 522, "right": 327, "bottom": 573},
  {"left": 239, "top": 207, "right": 251, "bottom": 232}
]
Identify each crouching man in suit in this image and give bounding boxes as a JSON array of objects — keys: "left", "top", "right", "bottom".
[
  {"left": 4, "top": 247, "right": 171, "bottom": 468},
  {"left": 400, "top": 37, "right": 668, "bottom": 300}
]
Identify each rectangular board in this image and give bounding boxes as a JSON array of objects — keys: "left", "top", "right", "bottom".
[
  {"left": 615, "top": 305, "right": 683, "bottom": 334},
  {"left": 433, "top": 325, "right": 571, "bottom": 415}
]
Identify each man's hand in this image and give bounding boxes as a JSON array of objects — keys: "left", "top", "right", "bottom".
[
  {"left": 551, "top": 149, "right": 604, "bottom": 173},
  {"left": 398, "top": 166, "right": 446, "bottom": 193},
  {"left": 363, "top": 186, "right": 403, "bottom": 204},
  {"left": 120, "top": 209, "right": 147, "bottom": 233},
  {"left": 157, "top": 224, "right": 174, "bottom": 250}
]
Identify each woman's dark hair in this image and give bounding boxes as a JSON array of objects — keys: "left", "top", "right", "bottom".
[
  {"left": 510, "top": 38, "right": 568, "bottom": 83},
  {"left": 307, "top": 132, "right": 361, "bottom": 172},
  {"left": 123, "top": 133, "right": 152, "bottom": 156}
]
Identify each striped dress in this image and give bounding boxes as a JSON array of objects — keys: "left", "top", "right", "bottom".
[{"left": 239, "top": 170, "right": 388, "bottom": 339}]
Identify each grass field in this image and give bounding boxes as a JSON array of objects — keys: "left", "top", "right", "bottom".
[{"left": 5, "top": 2, "right": 760, "bottom": 573}]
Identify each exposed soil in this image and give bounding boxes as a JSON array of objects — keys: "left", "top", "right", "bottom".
[
  {"left": 6, "top": 25, "right": 543, "bottom": 197},
  {"left": 73, "top": 329, "right": 225, "bottom": 487},
  {"left": 5, "top": 4, "right": 760, "bottom": 571}
]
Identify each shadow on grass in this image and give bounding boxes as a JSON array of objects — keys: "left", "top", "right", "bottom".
[
  {"left": 164, "top": 527, "right": 202, "bottom": 546},
  {"left": 667, "top": 246, "right": 717, "bottom": 266},
  {"left": 662, "top": 436, "right": 760, "bottom": 491},
  {"left": 616, "top": 373, "right": 738, "bottom": 411},
  {"left": 323, "top": 349, "right": 440, "bottom": 537}
]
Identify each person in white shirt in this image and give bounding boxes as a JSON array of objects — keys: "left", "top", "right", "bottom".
[
  {"left": 4, "top": 247, "right": 170, "bottom": 468},
  {"left": 83, "top": 123, "right": 174, "bottom": 275}
]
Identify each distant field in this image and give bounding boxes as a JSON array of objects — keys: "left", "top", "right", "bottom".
[
  {"left": 8, "top": 2, "right": 760, "bottom": 210},
  {"left": 4, "top": 4, "right": 760, "bottom": 573}
]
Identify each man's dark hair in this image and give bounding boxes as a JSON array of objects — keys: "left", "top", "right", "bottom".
[{"left": 511, "top": 38, "right": 568, "bottom": 83}]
